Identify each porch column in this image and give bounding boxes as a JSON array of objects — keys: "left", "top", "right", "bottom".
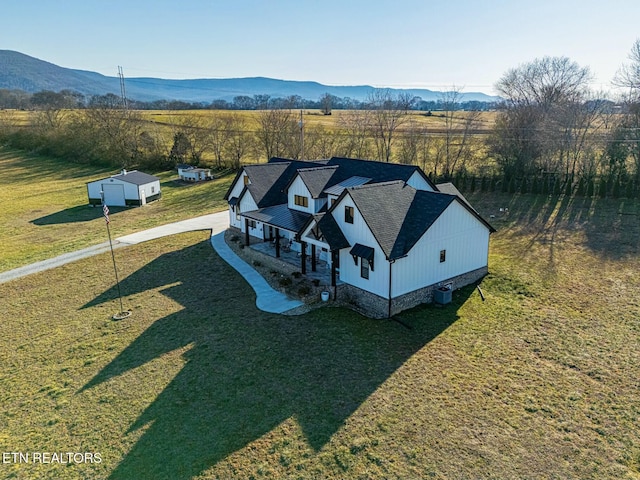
[
  {"left": 331, "top": 250, "right": 337, "bottom": 287},
  {"left": 301, "top": 241, "right": 307, "bottom": 275},
  {"left": 275, "top": 228, "right": 280, "bottom": 258},
  {"left": 311, "top": 244, "right": 317, "bottom": 272},
  {"left": 244, "top": 218, "right": 250, "bottom": 246}
]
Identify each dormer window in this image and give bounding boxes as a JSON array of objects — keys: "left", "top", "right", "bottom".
[{"left": 294, "top": 195, "right": 308, "bottom": 208}]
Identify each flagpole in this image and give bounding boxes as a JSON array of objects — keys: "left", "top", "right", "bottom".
[{"left": 100, "top": 191, "right": 129, "bottom": 319}]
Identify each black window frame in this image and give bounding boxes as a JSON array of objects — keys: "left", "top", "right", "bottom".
[
  {"left": 345, "top": 205, "right": 354, "bottom": 224},
  {"left": 440, "top": 249, "right": 446, "bottom": 263},
  {"left": 294, "top": 195, "right": 309, "bottom": 208},
  {"left": 360, "top": 258, "right": 370, "bottom": 279}
]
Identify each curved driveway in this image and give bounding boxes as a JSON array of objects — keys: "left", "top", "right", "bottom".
[{"left": 0, "top": 211, "right": 303, "bottom": 314}]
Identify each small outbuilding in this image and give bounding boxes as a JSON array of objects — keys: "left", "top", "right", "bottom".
[
  {"left": 87, "top": 169, "right": 161, "bottom": 207},
  {"left": 177, "top": 164, "right": 213, "bottom": 182}
]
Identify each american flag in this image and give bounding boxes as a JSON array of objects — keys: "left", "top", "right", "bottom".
[{"left": 103, "top": 204, "right": 110, "bottom": 224}]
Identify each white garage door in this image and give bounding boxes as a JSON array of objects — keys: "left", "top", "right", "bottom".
[{"left": 102, "top": 183, "right": 126, "bottom": 207}]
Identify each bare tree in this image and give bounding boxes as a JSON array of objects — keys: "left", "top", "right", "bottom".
[
  {"left": 613, "top": 40, "right": 640, "bottom": 181},
  {"left": 490, "top": 56, "right": 593, "bottom": 177},
  {"left": 336, "top": 109, "right": 374, "bottom": 159},
  {"left": 208, "top": 113, "right": 234, "bottom": 168},
  {"left": 439, "top": 88, "right": 483, "bottom": 178},
  {"left": 366, "top": 89, "right": 413, "bottom": 162},
  {"left": 224, "top": 113, "right": 252, "bottom": 169},
  {"left": 614, "top": 38, "right": 640, "bottom": 96},
  {"left": 255, "top": 106, "right": 299, "bottom": 160}
]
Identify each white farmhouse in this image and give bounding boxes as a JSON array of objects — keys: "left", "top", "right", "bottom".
[
  {"left": 87, "top": 170, "right": 161, "bottom": 207},
  {"left": 224, "top": 157, "right": 494, "bottom": 317}
]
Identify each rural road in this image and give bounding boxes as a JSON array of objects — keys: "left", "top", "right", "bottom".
[{"left": 0, "top": 210, "right": 303, "bottom": 314}]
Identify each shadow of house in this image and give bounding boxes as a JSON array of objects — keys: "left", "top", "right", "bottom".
[
  {"left": 80, "top": 240, "right": 471, "bottom": 479},
  {"left": 31, "top": 205, "right": 127, "bottom": 226}
]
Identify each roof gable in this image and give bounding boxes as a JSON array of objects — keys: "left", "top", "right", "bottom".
[
  {"left": 243, "top": 163, "right": 290, "bottom": 207},
  {"left": 292, "top": 166, "right": 339, "bottom": 198},
  {"left": 342, "top": 181, "right": 458, "bottom": 260},
  {"left": 110, "top": 170, "right": 159, "bottom": 186},
  {"left": 225, "top": 159, "right": 326, "bottom": 208}
]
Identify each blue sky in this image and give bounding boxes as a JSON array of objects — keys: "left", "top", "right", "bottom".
[{"left": 3, "top": 0, "right": 639, "bottom": 95}]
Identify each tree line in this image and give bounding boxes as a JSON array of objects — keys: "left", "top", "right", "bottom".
[
  {"left": 0, "top": 88, "right": 496, "bottom": 113},
  {"left": 1, "top": 40, "right": 639, "bottom": 191}
]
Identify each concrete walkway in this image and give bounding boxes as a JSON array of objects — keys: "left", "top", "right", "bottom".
[
  {"left": 210, "top": 232, "right": 303, "bottom": 314},
  {"left": 1, "top": 210, "right": 304, "bottom": 315}
]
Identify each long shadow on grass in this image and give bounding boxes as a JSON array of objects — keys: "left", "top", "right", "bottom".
[
  {"left": 31, "top": 205, "right": 128, "bottom": 225},
  {"left": 80, "top": 239, "right": 468, "bottom": 480},
  {"left": 480, "top": 192, "right": 640, "bottom": 260}
]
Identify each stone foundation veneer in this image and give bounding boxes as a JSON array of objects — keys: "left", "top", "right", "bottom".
[{"left": 335, "top": 266, "right": 489, "bottom": 319}]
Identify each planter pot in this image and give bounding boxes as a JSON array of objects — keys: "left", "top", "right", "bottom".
[{"left": 321, "top": 291, "right": 330, "bottom": 302}]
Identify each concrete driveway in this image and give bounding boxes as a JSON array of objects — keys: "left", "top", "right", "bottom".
[
  {"left": 0, "top": 210, "right": 304, "bottom": 314},
  {"left": 0, "top": 212, "right": 228, "bottom": 285}
]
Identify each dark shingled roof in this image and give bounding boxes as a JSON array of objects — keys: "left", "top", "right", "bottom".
[
  {"left": 224, "top": 159, "right": 325, "bottom": 207},
  {"left": 314, "top": 213, "right": 350, "bottom": 250},
  {"left": 241, "top": 204, "right": 312, "bottom": 233},
  {"left": 345, "top": 181, "right": 457, "bottom": 260},
  {"left": 242, "top": 163, "right": 290, "bottom": 207},
  {"left": 324, "top": 157, "right": 435, "bottom": 189},
  {"left": 295, "top": 166, "right": 340, "bottom": 198},
  {"left": 110, "top": 170, "right": 159, "bottom": 185}
]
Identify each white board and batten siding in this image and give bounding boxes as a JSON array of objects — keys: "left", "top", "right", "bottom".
[
  {"left": 227, "top": 172, "right": 249, "bottom": 228},
  {"left": 406, "top": 171, "right": 435, "bottom": 192},
  {"left": 391, "top": 199, "right": 490, "bottom": 297},
  {"left": 287, "top": 176, "right": 326, "bottom": 214},
  {"left": 333, "top": 194, "right": 391, "bottom": 299},
  {"left": 237, "top": 191, "right": 260, "bottom": 236}
]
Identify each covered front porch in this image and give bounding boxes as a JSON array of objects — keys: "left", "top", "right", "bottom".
[
  {"left": 248, "top": 240, "right": 336, "bottom": 286},
  {"left": 240, "top": 204, "right": 341, "bottom": 286}
]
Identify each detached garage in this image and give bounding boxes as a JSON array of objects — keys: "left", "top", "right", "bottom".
[{"left": 87, "top": 170, "right": 161, "bottom": 207}]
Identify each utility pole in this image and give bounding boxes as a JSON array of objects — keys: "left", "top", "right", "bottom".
[
  {"left": 100, "top": 191, "right": 130, "bottom": 320},
  {"left": 118, "top": 66, "right": 128, "bottom": 113},
  {"left": 299, "top": 106, "right": 304, "bottom": 160}
]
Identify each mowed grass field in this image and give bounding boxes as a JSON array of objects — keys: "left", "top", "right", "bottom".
[
  {"left": 0, "top": 149, "right": 234, "bottom": 272},
  {"left": 1, "top": 149, "right": 639, "bottom": 479}
]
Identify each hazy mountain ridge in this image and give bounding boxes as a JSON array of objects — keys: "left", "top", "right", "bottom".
[{"left": 0, "top": 50, "right": 500, "bottom": 103}]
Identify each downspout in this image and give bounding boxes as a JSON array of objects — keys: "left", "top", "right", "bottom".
[{"left": 388, "top": 258, "right": 395, "bottom": 318}]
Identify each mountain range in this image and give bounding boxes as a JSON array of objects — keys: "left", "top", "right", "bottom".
[{"left": 0, "top": 50, "right": 500, "bottom": 104}]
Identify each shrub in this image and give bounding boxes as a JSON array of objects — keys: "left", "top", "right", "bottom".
[
  {"left": 291, "top": 271, "right": 302, "bottom": 279},
  {"left": 252, "top": 260, "right": 262, "bottom": 267},
  {"left": 298, "top": 285, "right": 311, "bottom": 296},
  {"left": 312, "top": 279, "right": 320, "bottom": 287},
  {"left": 279, "top": 277, "right": 292, "bottom": 287}
]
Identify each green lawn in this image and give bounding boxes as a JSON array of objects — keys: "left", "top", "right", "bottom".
[
  {"left": 0, "top": 149, "right": 639, "bottom": 478},
  {"left": 0, "top": 148, "right": 234, "bottom": 272}
]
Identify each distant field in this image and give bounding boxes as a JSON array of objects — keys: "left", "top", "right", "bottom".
[
  {"left": 0, "top": 149, "right": 638, "bottom": 478},
  {"left": 140, "top": 108, "right": 498, "bottom": 131},
  {"left": 2, "top": 108, "right": 498, "bottom": 132},
  {"left": 0, "top": 148, "right": 234, "bottom": 272}
]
